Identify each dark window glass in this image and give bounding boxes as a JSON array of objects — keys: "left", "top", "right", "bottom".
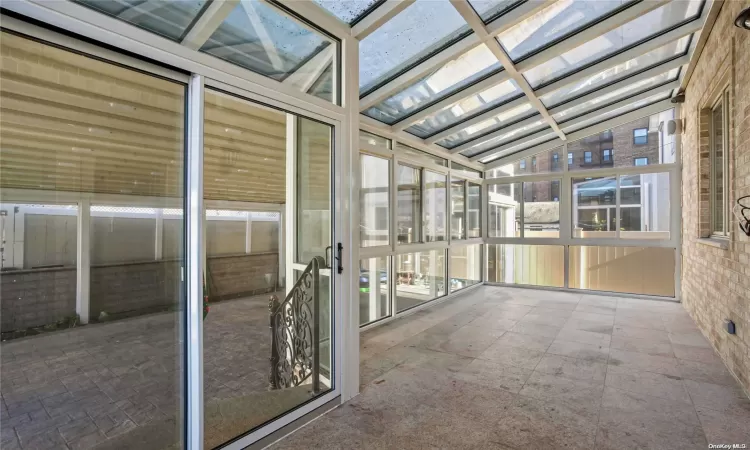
[{"left": 633, "top": 128, "right": 648, "bottom": 145}]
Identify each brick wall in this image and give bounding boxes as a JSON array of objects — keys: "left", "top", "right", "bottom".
[
  {"left": 680, "top": 0, "right": 750, "bottom": 394},
  {"left": 0, "top": 252, "right": 279, "bottom": 332}
]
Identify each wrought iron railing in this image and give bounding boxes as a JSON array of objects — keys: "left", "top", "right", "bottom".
[{"left": 268, "top": 256, "right": 323, "bottom": 393}]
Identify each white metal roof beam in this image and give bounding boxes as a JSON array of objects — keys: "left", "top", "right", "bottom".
[
  {"left": 181, "top": 0, "right": 239, "bottom": 50},
  {"left": 274, "top": 0, "right": 352, "bottom": 40},
  {"left": 449, "top": 113, "right": 545, "bottom": 154},
  {"left": 449, "top": 0, "right": 565, "bottom": 142},
  {"left": 676, "top": 0, "right": 721, "bottom": 95},
  {"left": 424, "top": 95, "right": 527, "bottom": 144},
  {"left": 484, "top": 98, "right": 675, "bottom": 169},
  {"left": 514, "top": 0, "right": 670, "bottom": 73},
  {"left": 352, "top": 0, "right": 415, "bottom": 40},
  {"left": 282, "top": 45, "right": 334, "bottom": 92},
  {"left": 484, "top": 0, "right": 558, "bottom": 36}
]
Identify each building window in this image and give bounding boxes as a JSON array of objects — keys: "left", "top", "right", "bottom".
[
  {"left": 531, "top": 156, "right": 537, "bottom": 172},
  {"left": 551, "top": 152, "right": 559, "bottom": 169},
  {"left": 519, "top": 160, "right": 526, "bottom": 170},
  {"left": 584, "top": 151, "right": 592, "bottom": 164},
  {"left": 710, "top": 87, "right": 730, "bottom": 236},
  {"left": 633, "top": 128, "right": 648, "bottom": 145},
  {"left": 634, "top": 157, "right": 648, "bottom": 166},
  {"left": 603, "top": 149, "right": 612, "bottom": 162},
  {"left": 568, "top": 152, "right": 573, "bottom": 167}
]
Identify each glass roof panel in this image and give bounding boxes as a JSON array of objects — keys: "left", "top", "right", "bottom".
[
  {"left": 308, "top": 63, "right": 334, "bottom": 100},
  {"left": 362, "top": 44, "right": 502, "bottom": 125},
  {"left": 437, "top": 104, "right": 538, "bottom": 148},
  {"left": 540, "top": 36, "right": 690, "bottom": 107},
  {"left": 74, "top": 0, "right": 207, "bottom": 41},
  {"left": 551, "top": 69, "right": 679, "bottom": 121},
  {"left": 468, "top": 0, "right": 524, "bottom": 24},
  {"left": 406, "top": 79, "right": 521, "bottom": 138},
  {"left": 497, "top": 0, "right": 631, "bottom": 62},
  {"left": 523, "top": 1, "right": 703, "bottom": 88},
  {"left": 359, "top": 0, "right": 471, "bottom": 93},
  {"left": 313, "top": 0, "right": 382, "bottom": 24},
  {"left": 560, "top": 92, "right": 672, "bottom": 133},
  {"left": 201, "top": 1, "right": 336, "bottom": 101},
  {"left": 469, "top": 129, "right": 557, "bottom": 160}
]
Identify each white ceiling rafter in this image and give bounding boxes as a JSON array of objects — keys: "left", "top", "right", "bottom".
[
  {"left": 181, "top": 0, "right": 239, "bottom": 50},
  {"left": 448, "top": 0, "right": 566, "bottom": 144},
  {"left": 675, "top": 0, "right": 720, "bottom": 95},
  {"left": 274, "top": 0, "right": 352, "bottom": 40}
]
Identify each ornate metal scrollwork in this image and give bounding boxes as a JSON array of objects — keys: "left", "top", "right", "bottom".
[{"left": 269, "top": 256, "right": 323, "bottom": 393}]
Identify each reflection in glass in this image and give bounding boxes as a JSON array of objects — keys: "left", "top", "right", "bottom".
[
  {"left": 396, "top": 251, "right": 446, "bottom": 312},
  {"left": 297, "top": 117, "right": 332, "bottom": 264},
  {"left": 407, "top": 80, "right": 521, "bottom": 138},
  {"left": 473, "top": 130, "right": 558, "bottom": 163},
  {"left": 397, "top": 165, "right": 421, "bottom": 243},
  {"left": 201, "top": 0, "right": 337, "bottom": 102},
  {"left": 498, "top": 0, "right": 629, "bottom": 61},
  {"left": 364, "top": 45, "right": 502, "bottom": 124},
  {"left": 360, "top": 130, "right": 391, "bottom": 149},
  {"left": 450, "top": 244, "right": 482, "bottom": 291},
  {"left": 360, "top": 154, "right": 390, "bottom": 247},
  {"left": 487, "top": 244, "right": 565, "bottom": 287},
  {"left": 396, "top": 142, "right": 448, "bottom": 166},
  {"left": 712, "top": 99, "right": 725, "bottom": 234},
  {"left": 468, "top": 183, "right": 482, "bottom": 238},
  {"left": 360, "top": 257, "right": 390, "bottom": 325},
  {"left": 523, "top": 2, "right": 702, "bottom": 88},
  {"left": 424, "top": 170, "right": 447, "bottom": 242},
  {"left": 468, "top": 0, "right": 523, "bottom": 23},
  {"left": 359, "top": 0, "right": 471, "bottom": 93},
  {"left": 0, "top": 31, "right": 185, "bottom": 449},
  {"left": 619, "top": 172, "right": 671, "bottom": 239},
  {"left": 572, "top": 176, "right": 616, "bottom": 237},
  {"left": 452, "top": 118, "right": 547, "bottom": 155},
  {"left": 451, "top": 178, "right": 466, "bottom": 240},
  {"left": 560, "top": 92, "right": 671, "bottom": 133},
  {"left": 488, "top": 182, "right": 521, "bottom": 237},
  {"left": 437, "top": 103, "right": 536, "bottom": 148},
  {"left": 487, "top": 146, "right": 564, "bottom": 177},
  {"left": 523, "top": 180, "right": 560, "bottom": 238}
]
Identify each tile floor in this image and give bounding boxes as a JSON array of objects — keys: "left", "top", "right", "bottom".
[{"left": 272, "top": 286, "right": 750, "bottom": 450}]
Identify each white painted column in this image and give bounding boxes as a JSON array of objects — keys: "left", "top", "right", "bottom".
[
  {"left": 76, "top": 198, "right": 90, "bottom": 324},
  {"left": 285, "top": 113, "right": 297, "bottom": 295},
  {"left": 154, "top": 209, "right": 163, "bottom": 260},
  {"left": 245, "top": 214, "right": 253, "bottom": 254}
]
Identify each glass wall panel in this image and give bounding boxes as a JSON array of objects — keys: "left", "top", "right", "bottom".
[
  {"left": 397, "top": 164, "right": 421, "bottom": 243},
  {"left": 200, "top": 1, "right": 338, "bottom": 102},
  {"left": 360, "top": 130, "right": 391, "bottom": 149},
  {"left": 523, "top": 180, "right": 560, "bottom": 238},
  {"left": 452, "top": 161, "right": 483, "bottom": 178},
  {"left": 450, "top": 244, "right": 482, "bottom": 291},
  {"left": 396, "top": 250, "right": 446, "bottom": 312},
  {"left": 359, "top": 257, "right": 391, "bottom": 326},
  {"left": 488, "top": 182, "right": 521, "bottom": 237},
  {"left": 396, "top": 142, "right": 448, "bottom": 166},
  {"left": 523, "top": 2, "right": 702, "bottom": 88},
  {"left": 361, "top": 154, "right": 390, "bottom": 247},
  {"left": 487, "top": 244, "right": 565, "bottom": 287},
  {"left": 572, "top": 176, "right": 617, "bottom": 237},
  {"left": 451, "top": 178, "right": 466, "bottom": 240},
  {"left": 468, "top": 183, "right": 482, "bottom": 238},
  {"left": 359, "top": 0, "right": 471, "bottom": 93},
  {"left": 620, "top": 172, "right": 671, "bottom": 239},
  {"left": 424, "top": 170, "right": 447, "bottom": 242},
  {"left": 487, "top": 146, "right": 564, "bottom": 177},
  {"left": 569, "top": 246, "right": 675, "bottom": 296},
  {"left": 202, "top": 91, "right": 332, "bottom": 447},
  {"left": 364, "top": 45, "right": 502, "bottom": 124},
  {"left": 498, "top": 0, "right": 630, "bottom": 61},
  {"left": 0, "top": 32, "right": 185, "bottom": 449}
]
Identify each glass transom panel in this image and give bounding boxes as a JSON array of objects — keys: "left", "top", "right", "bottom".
[
  {"left": 74, "top": 0, "right": 207, "bottom": 41},
  {"left": 359, "top": 0, "right": 471, "bottom": 93},
  {"left": 200, "top": 1, "right": 336, "bottom": 100},
  {"left": 560, "top": 92, "right": 672, "bottom": 133},
  {"left": 540, "top": 36, "right": 690, "bottom": 107},
  {"left": 497, "top": 0, "right": 631, "bottom": 62},
  {"left": 468, "top": 0, "right": 524, "bottom": 23},
  {"left": 313, "top": 0, "right": 381, "bottom": 24},
  {"left": 523, "top": 1, "right": 703, "bottom": 88},
  {"left": 406, "top": 79, "right": 521, "bottom": 138},
  {"left": 456, "top": 118, "right": 548, "bottom": 155},
  {"left": 437, "top": 103, "right": 537, "bottom": 149},
  {"left": 363, "top": 44, "right": 502, "bottom": 125}
]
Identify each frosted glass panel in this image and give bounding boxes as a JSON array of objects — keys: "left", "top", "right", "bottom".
[{"left": 487, "top": 244, "right": 565, "bottom": 287}]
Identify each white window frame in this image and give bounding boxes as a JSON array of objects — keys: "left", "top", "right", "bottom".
[{"left": 709, "top": 87, "right": 730, "bottom": 238}]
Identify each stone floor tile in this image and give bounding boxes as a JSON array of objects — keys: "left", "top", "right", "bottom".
[
  {"left": 555, "top": 328, "right": 612, "bottom": 346},
  {"left": 518, "top": 371, "right": 605, "bottom": 415},
  {"left": 528, "top": 307, "right": 575, "bottom": 318},
  {"left": 509, "top": 321, "right": 561, "bottom": 338},
  {"left": 610, "top": 335, "right": 675, "bottom": 357},
  {"left": 605, "top": 365, "right": 691, "bottom": 404},
  {"left": 608, "top": 348, "right": 682, "bottom": 376},
  {"left": 684, "top": 380, "right": 750, "bottom": 414},
  {"left": 561, "top": 318, "right": 614, "bottom": 335},
  {"left": 672, "top": 344, "right": 724, "bottom": 365},
  {"left": 547, "top": 339, "right": 610, "bottom": 363},
  {"left": 614, "top": 312, "right": 668, "bottom": 330},
  {"left": 570, "top": 311, "right": 615, "bottom": 324},
  {"left": 696, "top": 405, "right": 750, "bottom": 446},
  {"left": 478, "top": 343, "right": 547, "bottom": 370},
  {"left": 669, "top": 332, "right": 712, "bottom": 348},
  {"left": 449, "top": 358, "right": 532, "bottom": 394},
  {"left": 677, "top": 359, "right": 739, "bottom": 386},
  {"left": 574, "top": 303, "right": 617, "bottom": 315},
  {"left": 425, "top": 324, "right": 504, "bottom": 358},
  {"left": 534, "top": 354, "right": 607, "bottom": 383},
  {"left": 518, "top": 313, "right": 569, "bottom": 327},
  {"left": 488, "top": 331, "right": 556, "bottom": 352},
  {"left": 612, "top": 324, "right": 671, "bottom": 342}
]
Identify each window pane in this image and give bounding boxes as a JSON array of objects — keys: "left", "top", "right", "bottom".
[
  {"left": 573, "top": 176, "right": 616, "bottom": 237},
  {"left": 452, "top": 161, "right": 483, "bottom": 178},
  {"left": 397, "top": 165, "right": 421, "bottom": 243},
  {"left": 567, "top": 110, "right": 675, "bottom": 170},
  {"left": 407, "top": 80, "right": 521, "bottom": 138},
  {"left": 359, "top": 0, "right": 471, "bottom": 93},
  {"left": 396, "top": 142, "right": 448, "bottom": 166},
  {"left": 396, "top": 250, "right": 446, "bottom": 312},
  {"left": 561, "top": 92, "right": 671, "bottom": 134},
  {"left": 451, "top": 118, "right": 548, "bottom": 155},
  {"left": 488, "top": 183, "right": 521, "bottom": 237},
  {"left": 313, "top": 0, "right": 381, "bottom": 24},
  {"left": 360, "top": 130, "right": 391, "bottom": 149},
  {"left": 569, "top": 246, "right": 675, "bottom": 296},
  {"left": 364, "top": 45, "right": 502, "bottom": 124},
  {"left": 360, "top": 257, "right": 391, "bottom": 326},
  {"left": 361, "top": 154, "right": 390, "bottom": 247},
  {"left": 451, "top": 178, "right": 466, "bottom": 240},
  {"left": 436, "top": 103, "right": 537, "bottom": 148},
  {"left": 524, "top": 180, "right": 560, "bottom": 238},
  {"left": 498, "top": 0, "right": 630, "bottom": 61},
  {"left": 474, "top": 129, "right": 558, "bottom": 163},
  {"left": 540, "top": 39, "right": 688, "bottom": 107},
  {"left": 487, "top": 244, "right": 565, "bottom": 287},
  {"left": 75, "top": 0, "right": 206, "bottom": 41},
  {"left": 424, "top": 170, "right": 447, "bottom": 242},
  {"left": 487, "top": 146, "right": 564, "bottom": 177},
  {"left": 469, "top": 0, "right": 523, "bottom": 23},
  {"left": 523, "top": 2, "right": 702, "bottom": 88},
  {"left": 450, "top": 244, "right": 482, "bottom": 291},
  {"left": 712, "top": 101, "right": 725, "bottom": 234},
  {"left": 468, "top": 183, "right": 482, "bottom": 238},
  {"left": 201, "top": 1, "right": 337, "bottom": 102},
  {"left": 0, "top": 32, "right": 186, "bottom": 448}
]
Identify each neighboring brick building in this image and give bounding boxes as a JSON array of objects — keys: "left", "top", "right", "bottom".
[{"left": 680, "top": 0, "right": 750, "bottom": 394}]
